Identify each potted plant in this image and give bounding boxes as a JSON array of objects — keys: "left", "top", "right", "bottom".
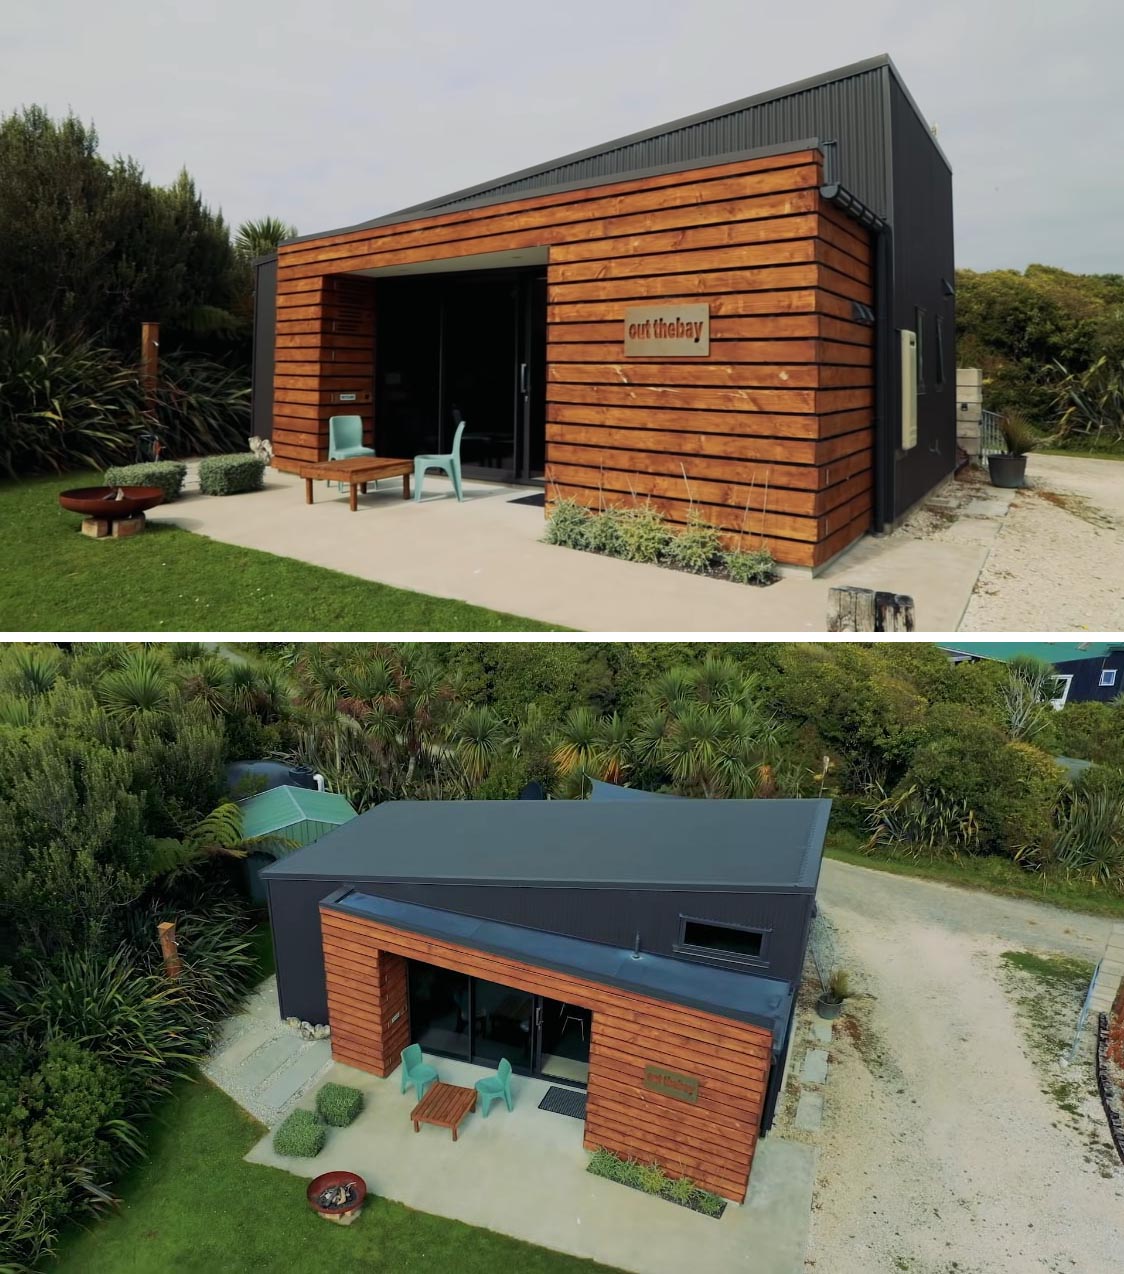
[
  {"left": 987, "top": 410, "right": 1037, "bottom": 488},
  {"left": 816, "top": 968, "right": 849, "bottom": 1020}
]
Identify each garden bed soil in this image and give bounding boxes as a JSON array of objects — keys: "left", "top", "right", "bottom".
[{"left": 585, "top": 1162, "right": 727, "bottom": 1219}]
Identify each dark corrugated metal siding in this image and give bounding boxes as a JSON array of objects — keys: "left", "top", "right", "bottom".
[
  {"left": 267, "top": 875, "right": 813, "bottom": 1025},
  {"left": 251, "top": 255, "right": 277, "bottom": 441},
  {"left": 888, "top": 76, "right": 956, "bottom": 516},
  {"left": 425, "top": 66, "right": 891, "bottom": 219}
]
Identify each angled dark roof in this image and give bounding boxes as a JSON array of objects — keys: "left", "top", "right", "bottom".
[
  {"left": 261, "top": 797, "right": 830, "bottom": 892},
  {"left": 325, "top": 888, "right": 794, "bottom": 1044},
  {"left": 283, "top": 53, "right": 947, "bottom": 247}
]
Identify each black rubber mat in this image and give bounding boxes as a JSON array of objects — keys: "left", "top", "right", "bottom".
[
  {"left": 537, "top": 1085, "right": 588, "bottom": 1119},
  {"left": 508, "top": 492, "right": 546, "bottom": 507}
]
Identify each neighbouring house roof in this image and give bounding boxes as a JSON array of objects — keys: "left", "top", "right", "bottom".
[
  {"left": 261, "top": 798, "right": 830, "bottom": 893},
  {"left": 239, "top": 785, "right": 357, "bottom": 840},
  {"left": 941, "top": 642, "right": 1123, "bottom": 666},
  {"left": 324, "top": 889, "right": 794, "bottom": 1045}
]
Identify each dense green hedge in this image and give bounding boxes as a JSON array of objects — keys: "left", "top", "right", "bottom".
[
  {"left": 315, "top": 1082, "right": 363, "bottom": 1128},
  {"left": 199, "top": 453, "right": 265, "bottom": 495},
  {"left": 272, "top": 1108, "right": 325, "bottom": 1158},
  {"left": 104, "top": 460, "right": 188, "bottom": 502}
]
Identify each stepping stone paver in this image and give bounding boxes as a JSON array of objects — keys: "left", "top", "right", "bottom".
[
  {"left": 216, "top": 1024, "right": 277, "bottom": 1071},
  {"left": 794, "top": 1091, "right": 824, "bottom": 1131},
  {"left": 239, "top": 1035, "right": 302, "bottom": 1088},
  {"left": 802, "top": 1049, "right": 829, "bottom": 1085},
  {"left": 258, "top": 1041, "right": 332, "bottom": 1114},
  {"left": 812, "top": 1020, "right": 833, "bottom": 1044}
]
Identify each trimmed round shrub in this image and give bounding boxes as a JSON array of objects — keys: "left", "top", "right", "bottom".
[
  {"left": 104, "top": 460, "right": 188, "bottom": 502},
  {"left": 583, "top": 506, "right": 629, "bottom": 558},
  {"left": 662, "top": 513, "right": 721, "bottom": 574},
  {"left": 543, "top": 497, "right": 593, "bottom": 549},
  {"left": 315, "top": 1082, "right": 363, "bottom": 1128},
  {"left": 198, "top": 453, "right": 265, "bottom": 496},
  {"left": 723, "top": 547, "right": 778, "bottom": 586},
  {"left": 272, "top": 1107, "right": 325, "bottom": 1158},
  {"left": 619, "top": 505, "right": 672, "bottom": 563}
]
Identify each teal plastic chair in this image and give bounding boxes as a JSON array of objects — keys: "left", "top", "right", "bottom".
[
  {"left": 329, "top": 415, "right": 377, "bottom": 491},
  {"left": 474, "top": 1057, "right": 514, "bottom": 1117},
  {"left": 401, "top": 1044, "right": 438, "bottom": 1100},
  {"left": 413, "top": 419, "right": 466, "bottom": 502}
]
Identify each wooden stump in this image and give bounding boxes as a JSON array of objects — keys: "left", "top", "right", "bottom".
[{"left": 827, "top": 586, "right": 915, "bottom": 632}]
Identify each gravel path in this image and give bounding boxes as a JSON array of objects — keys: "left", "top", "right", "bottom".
[
  {"left": 808, "top": 860, "right": 1124, "bottom": 1273},
  {"left": 930, "top": 454, "right": 1124, "bottom": 631}
]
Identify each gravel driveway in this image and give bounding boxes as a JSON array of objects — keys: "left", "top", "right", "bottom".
[
  {"left": 807, "top": 860, "right": 1124, "bottom": 1273},
  {"left": 961, "top": 455, "right": 1124, "bottom": 631}
]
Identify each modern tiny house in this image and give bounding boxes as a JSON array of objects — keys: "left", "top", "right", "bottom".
[
  {"left": 252, "top": 54, "right": 953, "bottom": 569},
  {"left": 262, "top": 795, "right": 829, "bottom": 1202}
]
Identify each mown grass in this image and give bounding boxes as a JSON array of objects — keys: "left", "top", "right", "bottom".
[
  {"left": 51, "top": 1075, "right": 618, "bottom": 1274},
  {"left": 826, "top": 835, "right": 1124, "bottom": 921},
  {"left": 0, "top": 474, "right": 557, "bottom": 632}
]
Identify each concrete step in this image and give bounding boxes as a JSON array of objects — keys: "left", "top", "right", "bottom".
[{"left": 239, "top": 1035, "right": 304, "bottom": 1089}]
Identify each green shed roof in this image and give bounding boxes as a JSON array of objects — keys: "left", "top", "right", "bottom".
[
  {"left": 941, "top": 642, "right": 1121, "bottom": 665},
  {"left": 239, "top": 785, "right": 357, "bottom": 839}
]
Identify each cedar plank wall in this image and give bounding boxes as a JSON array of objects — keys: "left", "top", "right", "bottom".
[
  {"left": 273, "top": 147, "right": 874, "bottom": 567},
  {"left": 320, "top": 904, "right": 772, "bottom": 1202}
]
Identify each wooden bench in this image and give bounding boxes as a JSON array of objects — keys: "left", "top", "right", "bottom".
[
  {"left": 410, "top": 1082, "right": 477, "bottom": 1141},
  {"left": 297, "top": 457, "right": 414, "bottom": 512}
]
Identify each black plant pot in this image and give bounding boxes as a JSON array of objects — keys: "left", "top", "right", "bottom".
[
  {"left": 816, "top": 994, "right": 844, "bottom": 1020},
  {"left": 987, "top": 453, "right": 1028, "bottom": 488}
]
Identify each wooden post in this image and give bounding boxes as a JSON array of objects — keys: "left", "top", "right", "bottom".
[
  {"left": 158, "top": 920, "right": 182, "bottom": 979},
  {"left": 140, "top": 322, "right": 159, "bottom": 419},
  {"left": 827, "top": 586, "right": 915, "bottom": 632}
]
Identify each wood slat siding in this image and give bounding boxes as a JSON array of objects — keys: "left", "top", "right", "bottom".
[
  {"left": 319, "top": 904, "right": 773, "bottom": 1202},
  {"left": 273, "top": 147, "right": 875, "bottom": 564}
]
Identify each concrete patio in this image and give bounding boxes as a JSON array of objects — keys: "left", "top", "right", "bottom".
[
  {"left": 149, "top": 465, "right": 993, "bottom": 632},
  {"left": 244, "top": 1053, "right": 815, "bottom": 1274}
]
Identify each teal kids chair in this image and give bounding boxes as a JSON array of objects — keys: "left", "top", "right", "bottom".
[
  {"left": 329, "top": 415, "right": 377, "bottom": 490},
  {"left": 400, "top": 1044, "right": 439, "bottom": 1100},
  {"left": 413, "top": 419, "right": 466, "bottom": 502},
  {"left": 474, "top": 1057, "right": 514, "bottom": 1117}
]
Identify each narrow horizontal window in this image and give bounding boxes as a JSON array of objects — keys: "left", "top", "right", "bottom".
[{"left": 680, "top": 919, "right": 764, "bottom": 960}]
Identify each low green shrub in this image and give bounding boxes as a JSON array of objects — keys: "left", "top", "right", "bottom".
[
  {"left": 198, "top": 452, "right": 265, "bottom": 496},
  {"left": 619, "top": 505, "right": 673, "bottom": 563},
  {"left": 583, "top": 506, "right": 630, "bottom": 557},
  {"left": 662, "top": 511, "right": 721, "bottom": 574},
  {"left": 543, "top": 497, "right": 593, "bottom": 549},
  {"left": 104, "top": 460, "right": 188, "bottom": 502},
  {"left": 723, "top": 547, "right": 779, "bottom": 585},
  {"left": 585, "top": 1147, "right": 726, "bottom": 1217},
  {"left": 272, "top": 1107, "right": 325, "bottom": 1157},
  {"left": 315, "top": 1082, "right": 364, "bottom": 1127}
]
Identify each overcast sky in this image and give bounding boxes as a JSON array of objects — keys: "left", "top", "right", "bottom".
[{"left": 5, "top": 0, "right": 1121, "bottom": 272}]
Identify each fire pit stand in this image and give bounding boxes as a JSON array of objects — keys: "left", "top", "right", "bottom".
[
  {"left": 306, "top": 1170, "right": 367, "bottom": 1226},
  {"left": 57, "top": 486, "right": 166, "bottom": 538}
]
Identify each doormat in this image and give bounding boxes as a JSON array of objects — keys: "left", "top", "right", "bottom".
[
  {"left": 508, "top": 492, "right": 545, "bottom": 507},
  {"left": 538, "top": 1086, "right": 587, "bottom": 1120}
]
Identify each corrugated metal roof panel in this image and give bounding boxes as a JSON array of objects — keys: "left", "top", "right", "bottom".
[{"left": 239, "top": 785, "right": 357, "bottom": 839}]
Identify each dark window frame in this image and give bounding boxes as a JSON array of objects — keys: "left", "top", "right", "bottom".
[
  {"left": 935, "top": 314, "right": 946, "bottom": 389},
  {"left": 674, "top": 915, "right": 771, "bottom": 970}
]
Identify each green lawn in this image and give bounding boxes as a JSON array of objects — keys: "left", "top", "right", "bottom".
[
  {"left": 52, "top": 1075, "right": 617, "bottom": 1274},
  {"left": 826, "top": 837, "right": 1124, "bottom": 920},
  {"left": 1, "top": 475, "right": 556, "bottom": 631}
]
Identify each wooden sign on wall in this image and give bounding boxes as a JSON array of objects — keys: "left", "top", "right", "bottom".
[
  {"left": 624, "top": 304, "right": 710, "bottom": 356},
  {"left": 643, "top": 1064, "right": 699, "bottom": 1103}
]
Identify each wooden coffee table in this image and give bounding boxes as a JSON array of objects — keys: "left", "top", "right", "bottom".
[
  {"left": 410, "top": 1082, "right": 477, "bottom": 1141},
  {"left": 298, "top": 457, "right": 414, "bottom": 512}
]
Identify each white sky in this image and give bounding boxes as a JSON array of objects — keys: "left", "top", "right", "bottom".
[{"left": 4, "top": 0, "right": 1122, "bottom": 272}]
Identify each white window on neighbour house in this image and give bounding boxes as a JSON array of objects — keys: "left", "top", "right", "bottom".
[{"left": 1100, "top": 669, "right": 1118, "bottom": 688}]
